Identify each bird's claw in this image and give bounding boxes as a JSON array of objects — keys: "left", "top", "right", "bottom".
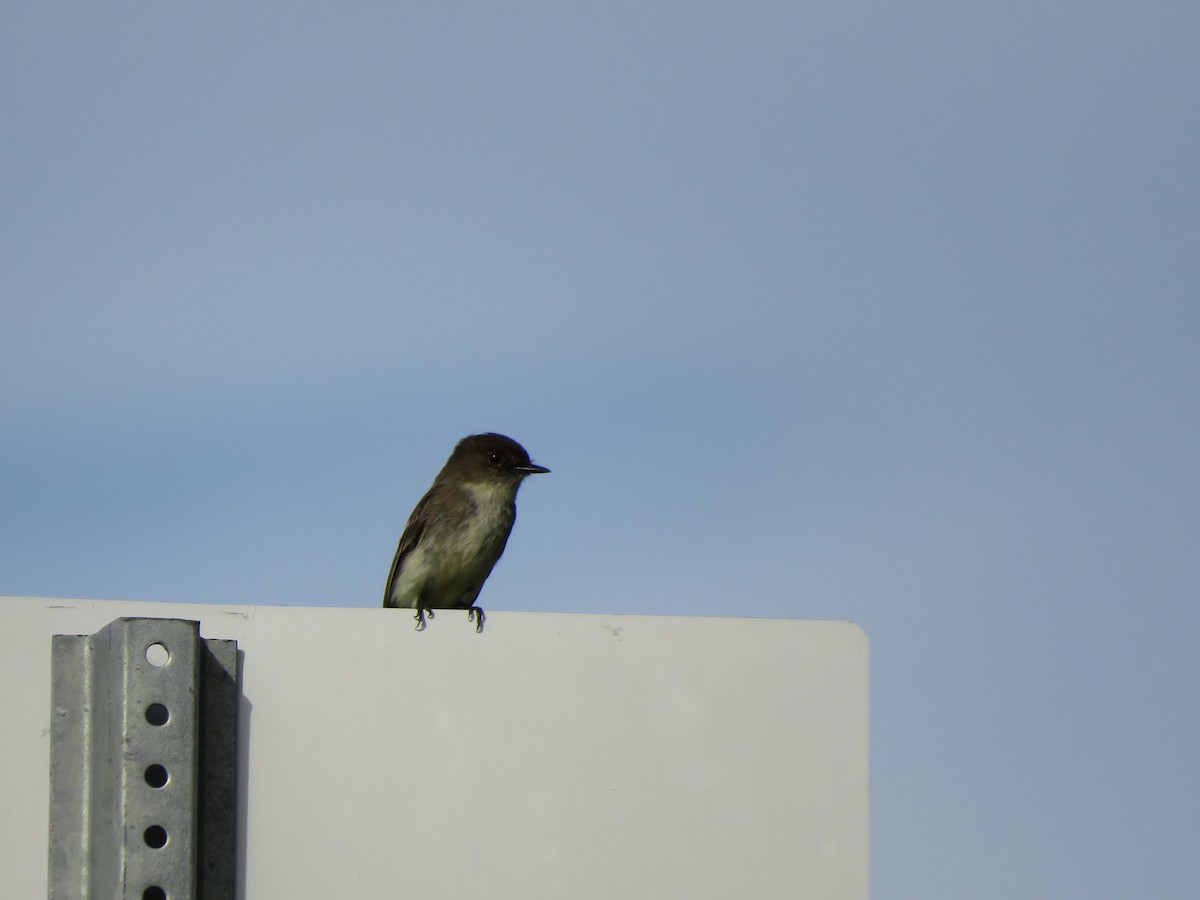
[
  {"left": 467, "top": 606, "right": 486, "bottom": 633},
  {"left": 414, "top": 607, "right": 435, "bottom": 631}
]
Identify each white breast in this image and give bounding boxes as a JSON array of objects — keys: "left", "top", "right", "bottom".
[{"left": 390, "top": 479, "right": 517, "bottom": 609}]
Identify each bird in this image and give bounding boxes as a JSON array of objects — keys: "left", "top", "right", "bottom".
[{"left": 383, "top": 433, "right": 549, "bottom": 632}]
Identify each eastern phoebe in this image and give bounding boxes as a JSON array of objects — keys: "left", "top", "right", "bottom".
[{"left": 383, "top": 433, "right": 549, "bottom": 632}]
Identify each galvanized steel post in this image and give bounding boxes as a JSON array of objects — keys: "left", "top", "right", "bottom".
[{"left": 48, "top": 618, "right": 239, "bottom": 900}]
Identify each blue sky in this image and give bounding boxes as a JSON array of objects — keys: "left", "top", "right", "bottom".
[{"left": 3, "top": 3, "right": 1198, "bottom": 896}]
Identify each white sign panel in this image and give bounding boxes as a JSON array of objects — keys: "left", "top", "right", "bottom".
[{"left": 1, "top": 597, "right": 868, "bottom": 899}]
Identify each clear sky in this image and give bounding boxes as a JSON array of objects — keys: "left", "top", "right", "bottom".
[{"left": 3, "top": 3, "right": 1198, "bottom": 897}]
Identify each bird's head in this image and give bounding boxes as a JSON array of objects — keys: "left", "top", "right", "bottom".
[{"left": 447, "top": 433, "right": 550, "bottom": 486}]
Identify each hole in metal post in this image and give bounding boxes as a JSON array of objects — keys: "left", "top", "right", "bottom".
[
  {"left": 144, "top": 764, "right": 168, "bottom": 788},
  {"left": 144, "top": 825, "right": 168, "bottom": 849},
  {"left": 145, "top": 703, "right": 169, "bottom": 726},
  {"left": 143, "top": 887, "right": 166, "bottom": 900},
  {"left": 145, "top": 643, "right": 170, "bottom": 666}
]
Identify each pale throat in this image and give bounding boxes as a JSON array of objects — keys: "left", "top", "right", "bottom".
[{"left": 461, "top": 480, "right": 517, "bottom": 542}]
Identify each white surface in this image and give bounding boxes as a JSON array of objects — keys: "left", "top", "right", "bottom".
[{"left": 2, "top": 596, "right": 869, "bottom": 899}]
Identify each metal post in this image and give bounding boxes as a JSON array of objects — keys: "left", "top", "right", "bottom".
[{"left": 48, "top": 618, "right": 239, "bottom": 900}]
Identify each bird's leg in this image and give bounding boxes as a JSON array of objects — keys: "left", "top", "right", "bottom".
[
  {"left": 467, "top": 606, "right": 486, "bottom": 633},
  {"left": 414, "top": 607, "right": 435, "bottom": 631}
]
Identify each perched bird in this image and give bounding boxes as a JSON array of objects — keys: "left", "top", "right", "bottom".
[{"left": 383, "top": 433, "right": 549, "bottom": 632}]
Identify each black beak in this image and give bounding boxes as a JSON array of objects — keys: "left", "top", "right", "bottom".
[{"left": 516, "top": 463, "right": 550, "bottom": 475}]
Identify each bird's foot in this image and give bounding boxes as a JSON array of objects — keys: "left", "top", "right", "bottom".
[
  {"left": 467, "top": 606, "right": 486, "bottom": 633},
  {"left": 414, "top": 607, "right": 435, "bottom": 631}
]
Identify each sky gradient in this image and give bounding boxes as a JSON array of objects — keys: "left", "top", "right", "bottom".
[{"left": 3, "top": 3, "right": 1198, "bottom": 897}]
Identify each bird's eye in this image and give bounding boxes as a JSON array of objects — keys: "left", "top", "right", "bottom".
[{"left": 488, "top": 451, "right": 502, "bottom": 465}]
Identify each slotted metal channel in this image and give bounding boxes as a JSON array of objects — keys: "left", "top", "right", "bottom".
[{"left": 48, "top": 617, "right": 239, "bottom": 900}]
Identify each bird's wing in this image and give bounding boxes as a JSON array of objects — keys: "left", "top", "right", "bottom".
[{"left": 382, "top": 491, "right": 431, "bottom": 607}]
